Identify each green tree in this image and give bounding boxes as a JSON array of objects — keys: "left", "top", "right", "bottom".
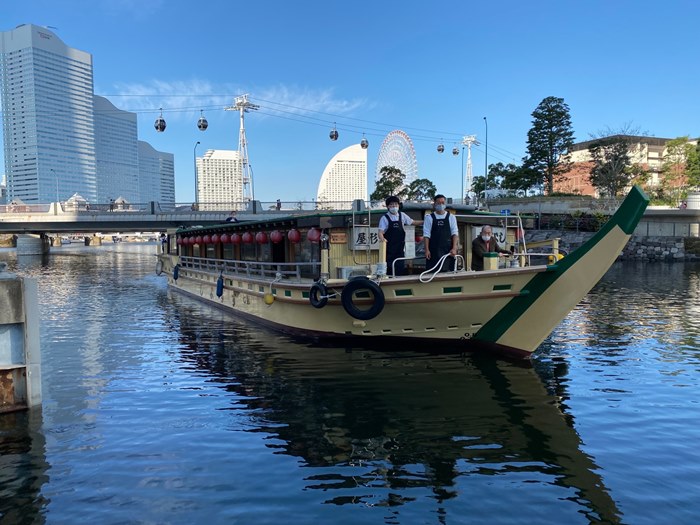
[
  {"left": 686, "top": 140, "right": 700, "bottom": 188},
  {"left": 523, "top": 96, "right": 575, "bottom": 194},
  {"left": 370, "top": 166, "right": 406, "bottom": 201},
  {"left": 588, "top": 136, "right": 635, "bottom": 197},
  {"left": 501, "top": 163, "right": 541, "bottom": 194},
  {"left": 406, "top": 178, "right": 437, "bottom": 201},
  {"left": 661, "top": 136, "right": 694, "bottom": 202},
  {"left": 471, "top": 176, "right": 486, "bottom": 196}
]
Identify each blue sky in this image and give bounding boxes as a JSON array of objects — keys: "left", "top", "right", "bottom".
[{"left": 2, "top": 0, "right": 699, "bottom": 204}]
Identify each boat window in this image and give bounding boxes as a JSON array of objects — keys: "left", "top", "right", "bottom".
[
  {"left": 302, "top": 291, "right": 310, "bottom": 298},
  {"left": 284, "top": 290, "right": 292, "bottom": 297},
  {"left": 492, "top": 284, "right": 512, "bottom": 291},
  {"left": 394, "top": 289, "right": 413, "bottom": 296},
  {"left": 442, "top": 286, "right": 462, "bottom": 294}
]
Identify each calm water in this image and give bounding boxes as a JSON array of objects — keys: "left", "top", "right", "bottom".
[{"left": 1, "top": 244, "right": 699, "bottom": 525}]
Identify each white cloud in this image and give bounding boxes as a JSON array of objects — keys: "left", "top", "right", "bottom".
[{"left": 99, "top": 80, "right": 370, "bottom": 124}]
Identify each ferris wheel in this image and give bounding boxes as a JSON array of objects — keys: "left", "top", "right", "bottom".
[{"left": 375, "top": 130, "right": 418, "bottom": 183}]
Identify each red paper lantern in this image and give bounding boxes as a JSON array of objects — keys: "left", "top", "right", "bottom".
[
  {"left": 211, "top": 234, "right": 220, "bottom": 244},
  {"left": 307, "top": 227, "right": 321, "bottom": 243},
  {"left": 270, "top": 230, "right": 284, "bottom": 244},
  {"left": 195, "top": 235, "right": 203, "bottom": 245},
  {"left": 287, "top": 229, "right": 301, "bottom": 243},
  {"left": 202, "top": 235, "right": 211, "bottom": 244},
  {"left": 176, "top": 236, "right": 183, "bottom": 245},
  {"left": 242, "top": 232, "right": 254, "bottom": 244},
  {"left": 220, "top": 233, "right": 230, "bottom": 244},
  {"left": 256, "top": 231, "right": 268, "bottom": 244},
  {"left": 231, "top": 233, "right": 242, "bottom": 245}
]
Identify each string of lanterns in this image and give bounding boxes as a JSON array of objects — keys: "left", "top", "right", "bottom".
[{"left": 176, "top": 228, "right": 323, "bottom": 246}]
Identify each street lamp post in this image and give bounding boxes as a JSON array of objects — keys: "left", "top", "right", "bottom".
[
  {"left": 483, "top": 117, "right": 488, "bottom": 178},
  {"left": 193, "top": 141, "right": 200, "bottom": 207},
  {"left": 460, "top": 147, "right": 465, "bottom": 203}
]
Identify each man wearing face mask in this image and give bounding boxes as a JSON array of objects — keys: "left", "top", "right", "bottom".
[
  {"left": 378, "top": 196, "right": 422, "bottom": 276},
  {"left": 423, "top": 194, "right": 459, "bottom": 272},
  {"left": 471, "top": 225, "right": 510, "bottom": 271}
]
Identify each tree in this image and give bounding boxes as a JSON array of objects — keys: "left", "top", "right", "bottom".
[
  {"left": 587, "top": 125, "right": 650, "bottom": 197},
  {"left": 588, "top": 136, "right": 634, "bottom": 197},
  {"left": 471, "top": 176, "right": 486, "bottom": 196},
  {"left": 523, "top": 96, "right": 575, "bottom": 194},
  {"left": 661, "top": 136, "right": 694, "bottom": 202},
  {"left": 406, "top": 178, "right": 437, "bottom": 201},
  {"left": 686, "top": 140, "right": 700, "bottom": 188},
  {"left": 370, "top": 166, "right": 406, "bottom": 201}
]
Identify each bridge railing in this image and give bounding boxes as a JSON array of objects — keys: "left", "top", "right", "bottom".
[{"left": 179, "top": 255, "right": 320, "bottom": 281}]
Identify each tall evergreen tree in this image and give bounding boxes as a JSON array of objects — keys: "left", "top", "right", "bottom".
[{"left": 523, "top": 96, "right": 575, "bottom": 194}]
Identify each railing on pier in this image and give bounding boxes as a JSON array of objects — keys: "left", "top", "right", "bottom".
[{"left": 179, "top": 256, "right": 320, "bottom": 282}]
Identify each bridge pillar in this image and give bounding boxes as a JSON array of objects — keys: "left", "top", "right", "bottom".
[
  {"left": 15, "top": 235, "right": 50, "bottom": 255},
  {"left": 86, "top": 235, "right": 102, "bottom": 246},
  {"left": 0, "top": 267, "right": 42, "bottom": 412},
  {"left": 50, "top": 236, "right": 62, "bottom": 247}
]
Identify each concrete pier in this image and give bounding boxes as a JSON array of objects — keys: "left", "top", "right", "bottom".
[
  {"left": 0, "top": 266, "right": 42, "bottom": 412},
  {"left": 16, "top": 234, "right": 50, "bottom": 255}
]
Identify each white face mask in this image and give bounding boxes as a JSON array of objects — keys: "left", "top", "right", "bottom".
[
  {"left": 388, "top": 206, "right": 399, "bottom": 214},
  {"left": 434, "top": 204, "right": 446, "bottom": 212},
  {"left": 482, "top": 234, "right": 491, "bottom": 242}
]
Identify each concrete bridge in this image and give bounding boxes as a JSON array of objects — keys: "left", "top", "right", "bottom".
[
  {"left": 0, "top": 201, "right": 320, "bottom": 254},
  {"left": 0, "top": 201, "right": 305, "bottom": 235}
]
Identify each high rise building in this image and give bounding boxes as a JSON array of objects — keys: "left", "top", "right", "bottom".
[
  {"left": 0, "top": 24, "right": 97, "bottom": 203},
  {"left": 196, "top": 149, "right": 244, "bottom": 210},
  {"left": 316, "top": 144, "right": 367, "bottom": 208},
  {"left": 94, "top": 95, "right": 139, "bottom": 204},
  {"left": 138, "top": 141, "right": 174, "bottom": 205},
  {"left": 0, "top": 24, "right": 174, "bottom": 205}
]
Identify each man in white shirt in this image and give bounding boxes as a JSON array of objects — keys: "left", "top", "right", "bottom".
[
  {"left": 423, "top": 194, "right": 459, "bottom": 272},
  {"left": 378, "top": 196, "right": 422, "bottom": 276}
]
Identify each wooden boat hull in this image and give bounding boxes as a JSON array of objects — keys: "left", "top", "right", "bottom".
[{"left": 159, "top": 186, "right": 648, "bottom": 358}]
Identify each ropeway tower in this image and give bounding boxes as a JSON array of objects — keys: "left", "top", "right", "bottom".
[
  {"left": 225, "top": 94, "right": 259, "bottom": 202},
  {"left": 461, "top": 135, "right": 480, "bottom": 199}
]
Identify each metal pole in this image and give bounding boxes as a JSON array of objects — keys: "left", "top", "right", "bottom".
[
  {"left": 194, "top": 141, "right": 200, "bottom": 205},
  {"left": 461, "top": 147, "right": 465, "bottom": 203},
  {"left": 249, "top": 164, "right": 256, "bottom": 211},
  {"left": 483, "top": 117, "right": 488, "bottom": 178}
]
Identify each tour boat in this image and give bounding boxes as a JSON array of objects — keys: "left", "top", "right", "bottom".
[{"left": 157, "top": 186, "right": 648, "bottom": 359}]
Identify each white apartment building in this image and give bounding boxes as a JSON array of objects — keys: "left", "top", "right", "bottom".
[
  {"left": 316, "top": 144, "right": 367, "bottom": 208},
  {"left": 0, "top": 24, "right": 97, "bottom": 203},
  {"left": 195, "top": 149, "right": 244, "bottom": 210}
]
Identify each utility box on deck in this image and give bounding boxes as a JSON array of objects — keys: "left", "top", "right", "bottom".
[
  {"left": 0, "top": 269, "right": 41, "bottom": 413},
  {"left": 483, "top": 252, "right": 499, "bottom": 271}
]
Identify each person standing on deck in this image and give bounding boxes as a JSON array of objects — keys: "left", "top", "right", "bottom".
[
  {"left": 378, "top": 196, "right": 422, "bottom": 276},
  {"left": 423, "top": 194, "right": 459, "bottom": 272},
  {"left": 471, "top": 225, "right": 510, "bottom": 271}
]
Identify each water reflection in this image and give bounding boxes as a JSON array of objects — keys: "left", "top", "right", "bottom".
[
  {"left": 2, "top": 247, "right": 698, "bottom": 524},
  {"left": 0, "top": 410, "right": 48, "bottom": 525},
  {"left": 169, "top": 296, "right": 620, "bottom": 523}
]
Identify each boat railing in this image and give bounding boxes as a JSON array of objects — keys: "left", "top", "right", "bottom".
[{"left": 179, "top": 256, "right": 320, "bottom": 281}]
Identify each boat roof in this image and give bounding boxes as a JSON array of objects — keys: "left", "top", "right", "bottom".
[{"left": 175, "top": 203, "right": 527, "bottom": 235}]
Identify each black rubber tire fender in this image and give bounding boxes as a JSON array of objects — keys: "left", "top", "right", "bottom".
[
  {"left": 309, "top": 282, "right": 328, "bottom": 308},
  {"left": 340, "top": 277, "right": 385, "bottom": 320}
]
